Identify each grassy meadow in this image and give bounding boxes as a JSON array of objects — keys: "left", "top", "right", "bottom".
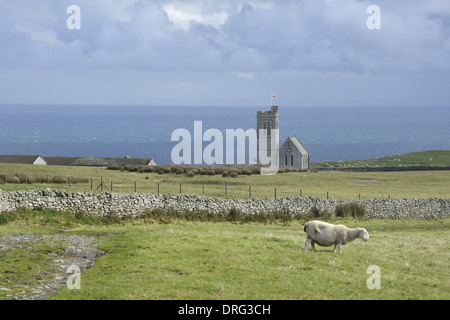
[
  {"left": 1, "top": 162, "right": 450, "bottom": 200},
  {"left": 312, "top": 150, "right": 450, "bottom": 168},
  {"left": 0, "top": 210, "right": 449, "bottom": 300},
  {"left": 1, "top": 151, "right": 449, "bottom": 300}
]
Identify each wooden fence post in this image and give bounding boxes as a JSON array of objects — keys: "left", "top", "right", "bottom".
[
  {"left": 249, "top": 185, "right": 251, "bottom": 198},
  {"left": 158, "top": 182, "right": 160, "bottom": 194},
  {"left": 134, "top": 181, "right": 137, "bottom": 193},
  {"left": 69, "top": 176, "right": 71, "bottom": 188},
  {"left": 275, "top": 187, "right": 277, "bottom": 199}
]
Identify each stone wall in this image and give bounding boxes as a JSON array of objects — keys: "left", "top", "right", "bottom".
[{"left": 1, "top": 188, "right": 449, "bottom": 220}]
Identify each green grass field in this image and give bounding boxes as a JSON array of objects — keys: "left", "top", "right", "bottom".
[
  {"left": 1, "top": 162, "right": 450, "bottom": 200},
  {"left": 0, "top": 210, "right": 449, "bottom": 300},
  {"left": 312, "top": 150, "right": 450, "bottom": 168},
  {"left": 1, "top": 151, "right": 449, "bottom": 300}
]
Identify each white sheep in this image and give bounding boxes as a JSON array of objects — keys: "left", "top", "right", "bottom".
[{"left": 303, "top": 220, "right": 369, "bottom": 254}]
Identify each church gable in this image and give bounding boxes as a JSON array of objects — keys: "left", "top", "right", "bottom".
[
  {"left": 279, "top": 136, "right": 310, "bottom": 169},
  {"left": 288, "top": 136, "right": 309, "bottom": 156}
]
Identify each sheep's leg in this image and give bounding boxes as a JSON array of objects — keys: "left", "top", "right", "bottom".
[
  {"left": 333, "top": 244, "right": 336, "bottom": 253},
  {"left": 311, "top": 241, "right": 317, "bottom": 252},
  {"left": 304, "top": 238, "right": 310, "bottom": 251},
  {"left": 337, "top": 244, "right": 342, "bottom": 254}
]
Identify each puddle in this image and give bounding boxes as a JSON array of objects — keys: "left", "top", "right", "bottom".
[{"left": 0, "top": 234, "right": 107, "bottom": 300}]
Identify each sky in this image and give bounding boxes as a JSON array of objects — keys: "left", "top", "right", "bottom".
[{"left": 1, "top": 0, "right": 450, "bottom": 107}]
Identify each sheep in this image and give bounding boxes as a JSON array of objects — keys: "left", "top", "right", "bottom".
[{"left": 303, "top": 220, "right": 369, "bottom": 254}]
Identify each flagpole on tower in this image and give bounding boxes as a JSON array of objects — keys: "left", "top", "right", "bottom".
[{"left": 271, "top": 94, "right": 277, "bottom": 106}]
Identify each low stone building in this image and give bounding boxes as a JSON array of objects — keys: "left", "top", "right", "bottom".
[
  {"left": 0, "top": 155, "right": 47, "bottom": 165},
  {"left": 0, "top": 155, "right": 157, "bottom": 167}
]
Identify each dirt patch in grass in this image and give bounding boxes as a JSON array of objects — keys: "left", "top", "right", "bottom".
[{"left": 0, "top": 234, "right": 106, "bottom": 300}]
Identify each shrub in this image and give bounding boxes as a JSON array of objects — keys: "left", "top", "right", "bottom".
[
  {"left": 335, "top": 202, "right": 366, "bottom": 218},
  {"left": 27, "top": 175, "right": 38, "bottom": 184},
  {"left": 6, "top": 175, "right": 20, "bottom": 184},
  {"left": 107, "top": 165, "right": 122, "bottom": 171},
  {"left": 222, "top": 171, "right": 229, "bottom": 177},
  {"left": 186, "top": 170, "right": 195, "bottom": 177},
  {"left": 68, "top": 176, "right": 89, "bottom": 184},
  {"left": 0, "top": 212, "right": 10, "bottom": 225},
  {"left": 229, "top": 172, "right": 238, "bottom": 178},
  {"left": 0, "top": 172, "right": 88, "bottom": 185},
  {"left": 226, "top": 208, "right": 242, "bottom": 221},
  {"left": 249, "top": 166, "right": 261, "bottom": 174},
  {"left": 307, "top": 206, "right": 332, "bottom": 219},
  {"left": 214, "top": 167, "right": 225, "bottom": 175},
  {"left": 51, "top": 176, "right": 68, "bottom": 184}
]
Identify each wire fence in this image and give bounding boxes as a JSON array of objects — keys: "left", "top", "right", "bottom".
[{"left": 1, "top": 174, "right": 398, "bottom": 200}]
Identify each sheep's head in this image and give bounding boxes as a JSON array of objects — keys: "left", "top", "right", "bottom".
[{"left": 359, "top": 228, "right": 369, "bottom": 242}]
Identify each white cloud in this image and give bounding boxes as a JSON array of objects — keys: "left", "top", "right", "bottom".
[
  {"left": 237, "top": 72, "right": 256, "bottom": 80},
  {"left": 163, "top": 1, "right": 229, "bottom": 31},
  {"left": 15, "top": 24, "right": 63, "bottom": 47}
]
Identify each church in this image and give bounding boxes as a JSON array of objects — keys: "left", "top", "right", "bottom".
[{"left": 256, "top": 105, "right": 310, "bottom": 170}]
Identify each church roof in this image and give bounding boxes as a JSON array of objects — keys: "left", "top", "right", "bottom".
[
  {"left": 0, "top": 155, "right": 157, "bottom": 167},
  {"left": 283, "top": 136, "right": 309, "bottom": 156},
  {"left": 69, "top": 157, "right": 156, "bottom": 167},
  {"left": 0, "top": 155, "right": 45, "bottom": 165}
]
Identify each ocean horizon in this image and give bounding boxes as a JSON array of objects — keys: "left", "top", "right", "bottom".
[{"left": 0, "top": 104, "right": 448, "bottom": 165}]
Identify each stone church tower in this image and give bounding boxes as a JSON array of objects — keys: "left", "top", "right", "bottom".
[
  {"left": 256, "top": 105, "right": 279, "bottom": 164},
  {"left": 257, "top": 105, "right": 310, "bottom": 169}
]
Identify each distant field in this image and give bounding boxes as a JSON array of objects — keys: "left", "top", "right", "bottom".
[
  {"left": 312, "top": 150, "right": 450, "bottom": 168},
  {"left": 0, "top": 150, "right": 449, "bottom": 200}
]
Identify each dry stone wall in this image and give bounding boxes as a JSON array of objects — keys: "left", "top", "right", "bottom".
[{"left": 0, "top": 188, "right": 449, "bottom": 220}]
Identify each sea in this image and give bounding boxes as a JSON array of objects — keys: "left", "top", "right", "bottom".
[{"left": 0, "top": 104, "right": 449, "bottom": 164}]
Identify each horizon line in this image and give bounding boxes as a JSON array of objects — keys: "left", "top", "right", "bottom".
[{"left": 1, "top": 103, "right": 449, "bottom": 108}]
